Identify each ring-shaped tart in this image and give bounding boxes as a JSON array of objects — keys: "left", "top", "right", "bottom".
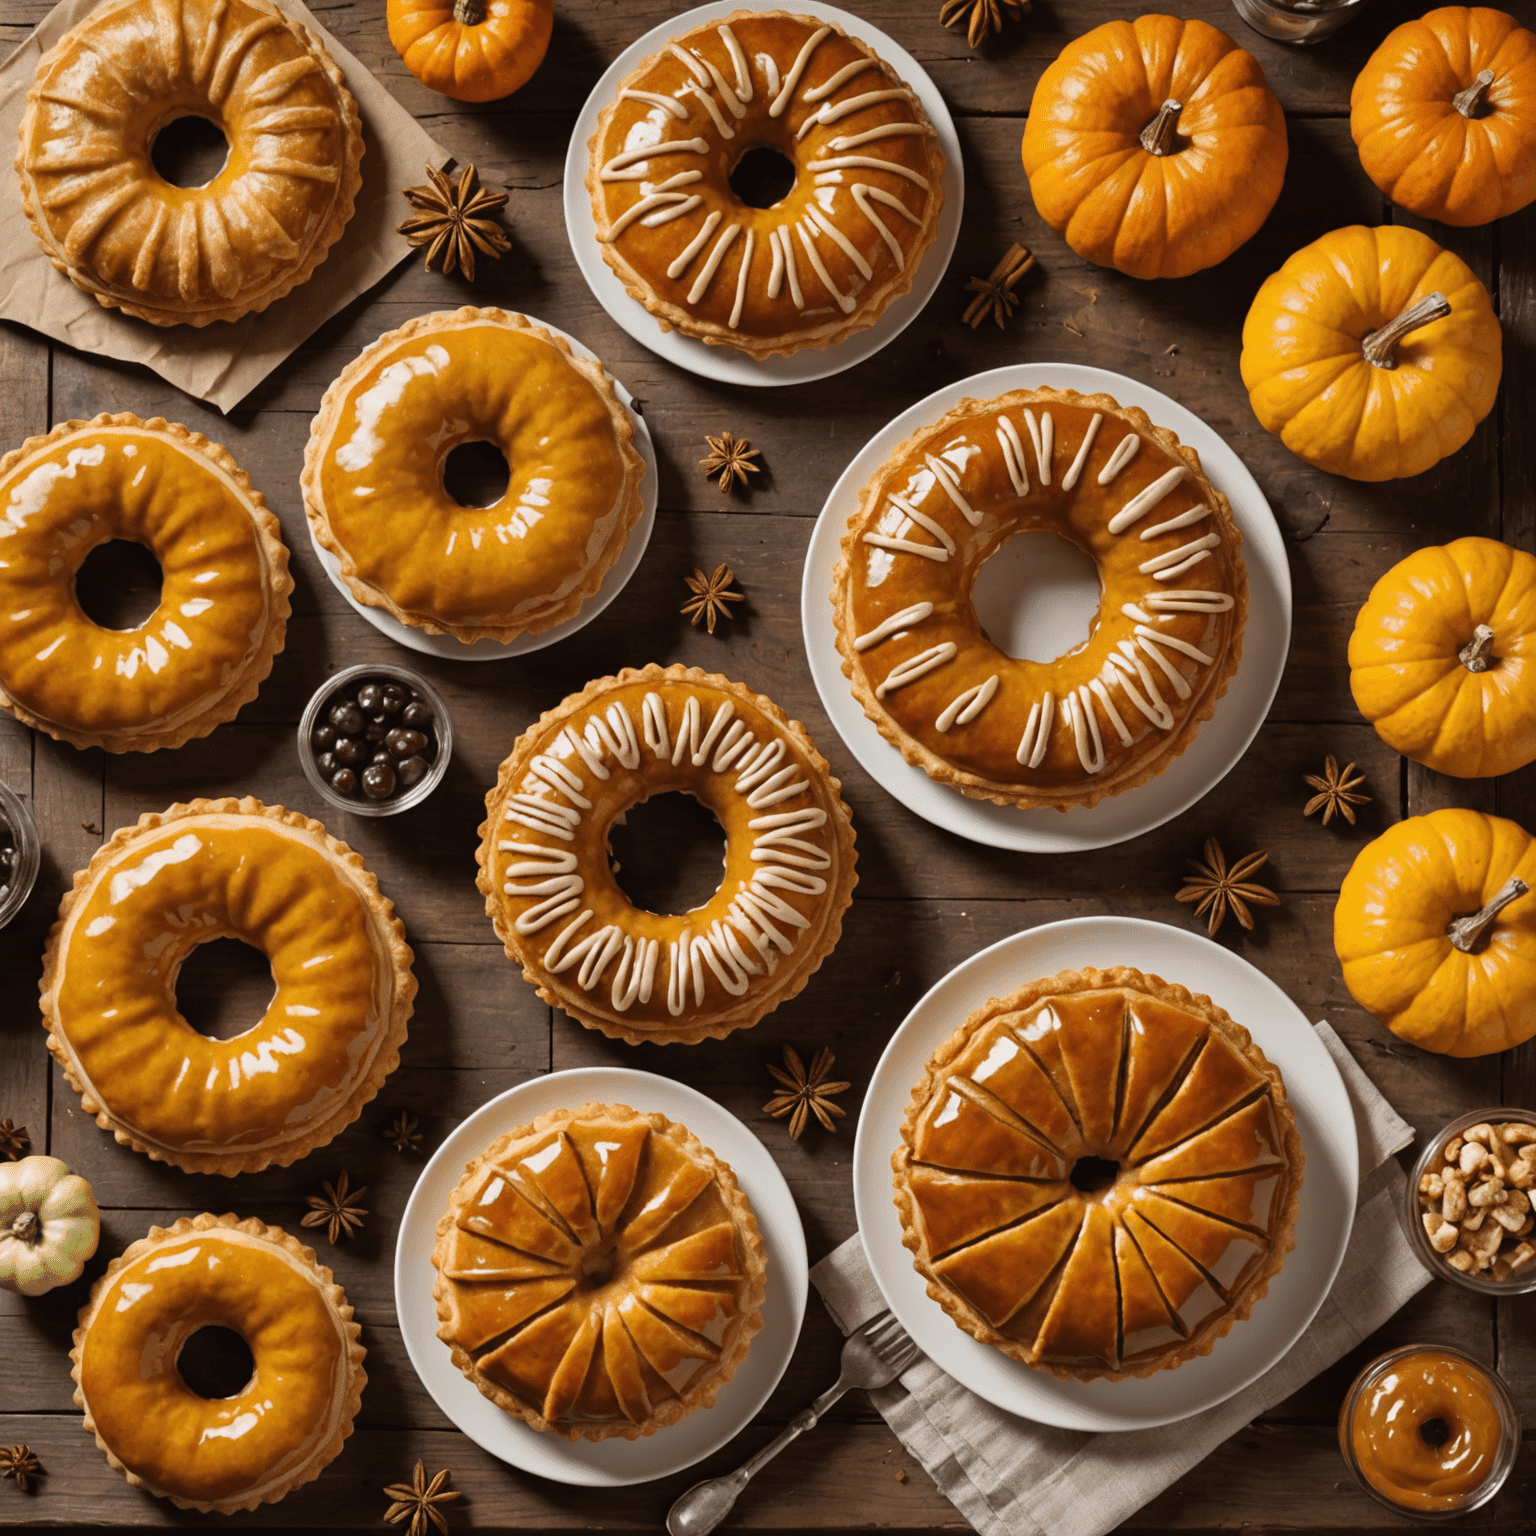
[
  {"left": 587, "top": 9, "right": 946, "bottom": 358},
  {"left": 302, "top": 307, "right": 647, "bottom": 644},
  {"left": 434, "top": 1102, "right": 766, "bottom": 1440},
  {"left": 72, "top": 1213, "right": 365, "bottom": 1512},
  {"left": 478, "top": 664, "right": 857, "bottom": 1045},
  {"left": 0, "top": 415, "right": 292, "bottom": 753},
  {"left": 41, "top": 798, "right": 415, "bottom": 1175},
  {"left": 18, "top": 0, "right": 364, "bottom": 326},
  {"left": 833, "top": 387, "right": 1248, "bottom": 809},
  {"left": 893, "top": 965, "right": 1303, "bottom": 1380}
]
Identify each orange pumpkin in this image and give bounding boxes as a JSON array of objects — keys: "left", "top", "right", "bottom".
[
  {"left": 388, "top": 0, "right": 552, "bottom": 104},
  {"left": 1021, "top": 15, "right": 1287, "bottom": 280},
  {"left": 1351, "top": 6, "right": 1536, "bottom": 227}
]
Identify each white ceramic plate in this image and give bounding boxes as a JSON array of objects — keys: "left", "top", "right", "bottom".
[
  {"left": 852, "top": 916, "right": 1358, "bottom": 1433},
  {"left": 801, "top": 362, "right": 1292, "bottom": 851},
  {"left": 395, "top": 1067, "right": 808, "bottom": 1487},
  {"left": 308, "top": 323, "right": 658, "bottom": 661},
  {"left": 562, "top": 0, "right": 964, "bottom": 387}
]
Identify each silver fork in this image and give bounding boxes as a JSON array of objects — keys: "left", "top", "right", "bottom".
[{"left": 666, "top": 1310, "right": 922, "bottom": 1536}]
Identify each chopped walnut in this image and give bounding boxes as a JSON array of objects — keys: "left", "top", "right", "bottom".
[{"left": 1419, "top": 1120, "right": 1536, "bottom": 1281}]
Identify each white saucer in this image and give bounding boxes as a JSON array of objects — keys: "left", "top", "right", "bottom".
[
  {"left": 307, "top": 321, "right": 657, "bottom": 661},
  {"left": 562, "top": 0, "right": 964, "bottom": 387},
  {"left": 800, "top": 362, "right": 1292, "bottom": 851},
  {"left": 852, "top": 916, "right": 1358, "bottom": 1433},
  {"left": 394, "top": 1067, "right": 808, "bottom": 1487}
]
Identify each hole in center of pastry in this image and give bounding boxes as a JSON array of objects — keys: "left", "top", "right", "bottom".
[
  {"left": 581, "top": 1243, "right": 619, "bottom": 1284},
  {"left": 1069, "top": 1155, "right": 1120, "bottom": 1194},
  {"left": 176, "top": 1325, "right": 255, "bottom": 1399},
  {"left": 608, "top": 790, "right": 726, "bottom": 917},
  {"left": 174, "top": 937, "right": 277, "bottom": 1042},
  {"left": 1419, "top": 1416, "right": 1452, "bottom": 1448},
  {"left": 150, "top": 114, "right": 231, "bottom": 189},
  {"left": 442, "top": 439, "right": 512, "bottom": 509},
  {"left": 728, "top": 144, "right": 797, "bottom": 209},
  {"left": 74, "top": 539, "right": 163, "bottom": 631},
  {"left": 971, "top": 530, "right": 1103, "bottom": 664}
]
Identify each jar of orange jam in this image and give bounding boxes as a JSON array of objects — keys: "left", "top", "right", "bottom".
[{"left": 1339, "top": 1345, "right": 1519, "bottom": 1518}]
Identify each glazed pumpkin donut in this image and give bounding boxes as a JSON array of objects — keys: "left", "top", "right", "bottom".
[
  {"left": 832, "top": 387, "right": 1247, "bottom": 810},
  {"left": 72, "top": 1214, "right": 365, "bottom": 1513},
  {"left": 0, "top": 415, "right": 292, "bottom": 753},
  {"left": 17, "top": 0, "right": 364, "bottom": 326},
  {"left": 478, "top": 664, "right": 857, "bottom": 1045},
  {"left": 302, "top": 307, "right": 647, "bottom": 644},
  {"left": 41, "top": 798, "right": 415, "bottom": 1175}
]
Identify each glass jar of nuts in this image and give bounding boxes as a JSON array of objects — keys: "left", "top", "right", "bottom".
[{"left": 1406, "top": 1110, "right": 1536, "bottom": 1294}]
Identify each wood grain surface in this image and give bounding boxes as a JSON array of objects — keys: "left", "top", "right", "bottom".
[{"left": 1, "top": 0, "right": 1533, "bottom": 1531}]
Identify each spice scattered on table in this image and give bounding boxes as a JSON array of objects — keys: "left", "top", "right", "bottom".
[
  {"left": 962, "top": 243, "right": 1036, "bottom": 329},
  {"left": 311, "top": 677, "right": 438, "bottom": 804},
  {"left": 1303, "top": 756, "right": 1370, "bottom": 826},
  {"left": 700, "top": 431, "right": 763, "bottom": 492},
  {"left": 384, "top": 1111, "right": 423, "bottom": 1155},
  {"left": 302, "top": 1172, "right": 368, "bottom": 1245},
  {"left": 940, "top": 0, "right": 1029, "bottom": 49},
  {"left": 399, "top": 163, "right": 510, "bottom": 281},
  {"left": 682, "top": 564, "right": 745, "bottom": 634},
  {"left": 0, "top": 1121, "right": 28, "bottom": 1161},
  {"left": 384, "top": 1459, "right": 461, "bottom": 1536},
  {"left": 764, "top": 1046, "right": 851, "bottom": 1140},
  {"left": 1177, "top": 839, "right": 1281, "bottom": 938},
  {"left": 0, "top": 1445, "right": 41, "bottom": 1493}
]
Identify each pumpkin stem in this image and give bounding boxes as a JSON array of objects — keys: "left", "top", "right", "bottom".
[
  {"left": 452, "top": 0, "right": 487, "bottom": 24},
  {"left": 1361, "top": 291, "right": 1451, "bottom": 370},
  {"left": 1459, "top": 624, "right": 1496, "bottom": 673},
  {"left": 1139, "top": 99, "right": 1183, "bottom": 157},
  {"left": 9, "top": 1211, "right": 39, "bottom": 1245},
  {"left": 1446, "top": 875, "right": 1529, "bottom": 954},
  {"left": 1453, "top": 69, "right": 1496, "bottom": 118}
]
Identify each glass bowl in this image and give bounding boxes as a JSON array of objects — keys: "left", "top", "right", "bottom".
[
  {"left": 1405, "top": 1107, "right": 1536, "bottom": 1295},
  {"left": 0, "top": 778, "right": 40, "bottom": 928},
  {"left": 298, "top": 662, "right": 453, "bottom": 818},
  {"left": 1338, "top": 1344, "right": 1519, "bottom": 1519},
  {"left": 1228, "top": 0, "right": 1373, "bottom": 45}
]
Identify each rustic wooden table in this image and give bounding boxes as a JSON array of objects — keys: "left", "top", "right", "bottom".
[{"left": 1, "top": 0, "right": 1533, "bottom": 1530}]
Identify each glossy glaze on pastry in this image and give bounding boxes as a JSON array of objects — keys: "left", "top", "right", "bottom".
[
  {"left": 41, "top": 798, "right": 415, "bottom": 1175},
  {"left": 17, "top": 0, "right": 363, "bottom": 326},
  {"left": 587, "top": 9, "right": 945, "bottom": 357},
  {"left": 433, "top": 1103, "right": 765, "bottom": 1440},
  {"left": 72, "top": 1214, "right": 364, "bottom": 1512},
  {"left": 303, "top": 308, "right": 647, "bottom": 644},
  {"left": 478, "top": 665, "right": 857, "bottom": 1045},
  {"left": 833, "top": 388, "right": 1247, "bottom": 810},
  {"left": 0, "top": 415, "right": 292, "bottom": 752},
  {"left": 893, "top": 966, "right": 1302, "bottom": 1380}
]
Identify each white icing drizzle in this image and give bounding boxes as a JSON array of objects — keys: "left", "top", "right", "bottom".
[
  {"left": 729, "top": 228, "right": 755, "bottom": 328},
  {"left": 853, "top": 601, "right": 934, "bottom": 650},
  {"left": 1136, "top": 633, "right": 1193, "bottom": 700},
  {"left": 796, "top": 221, "right": 855, "bottom": 312},
  {"left": 852, "top": 184, "right": 915, "bottom": 267},
  {"left": 807, "top": 205, "right": 872, "bottom": 280},
  {"left": 936, "top": 674, "right": 998, "bottom": 732},
  {"left": 500, "top": 842, "right": 585, "bottom": 935},
  {"left": 1146, "top": 589, "right": 1234, "bottom": 613},
  {"left": 684, "top": 80, "right": 736, "bottom": 137},
  {"left": 759, "top": 54, "right": 781, "bottom": 96},
  {"left": 803, "top": 57, "right": 878, "bottom": 102},
  {"left": 504, "top": 794, "right": 580, "bottom": 841},
  {"left": 832, "top": 122, "right": 929, "bottom": 151},
  {"left": 607, "top": 170, "right": 704, "bottom": 238},
  {"left": 1108, "top": 643, "right": 1175, "bottom": 730},
  {"left": 667, "top": 42, "right": 711, "bottom": 87},
  {"left": 666, "top": 208, "right": 722, "bottom": 279},
  {"left": 1060, "top": 413, "right": 1102, "bottom": 492},
  {"left": 600, "top": 137, "right": 710, "bottom": 179},
  {"left": 620, "top": 88, "right": 688, "bottom": 119},
  {"left": 767, "top": 226, "right": 786, "bottom": 298},
  {"left": 769, "top": 25, "right": 832, "bottom": 115},
  {"left": 1090, "top": 679, "right": 1134, "bottom": 746},
  {"left": 1108, "top": 465, "right": 1187, "bottom": 534},
  {"left": 718, "top": 24, "right": 752, "bottom": 101},
  {"left": 1023, "top": 409, "right": 1053, "bottom": 485},
  {"left": 1097, "top": 433, "right": 1141, "bottom": 486},
  {"left": 886, "top": 493, "right": 956, "bottom": 554},
  {"left": 925, "top": 454, "right": 982, "bottom": 525},
  {"left": 1141, "top": 503, "right": 1210, "bottom": 541},
  {"left": 875, "top": 642, "right": 958, "bottom": 698},
  {"left": 810, "top": 154, "right": 932, "bottom": 190},
  {"left": 688, "top": 221, "right": 742, "bottom": 304},
  {"left": 1016, "top": 692, "right": 1055, "bottom": 768},
  {"left": 1066, "top": 687, "right": 1105, "bottom": 774},
  {"left": 642, "top": 692, "right": 669, "bottom": 756},
  {"left": 698, "top": 50, "right": 748, "bottom": 117},
  {"left": 996, "top": 414, "right": 1029, "bottom": 496},
  {"left": 1139, "top": 532, "right": 1220, "bottom": 580},
  {"left": 774, "top": 226, "right": 803, "bottom": 306},
  {"left": 1121, "top": 601, "right": 1154, "bottom": 623},
  {"left": 1135, "top": 623, "right": 1214, "bottom": 666},
  {"left": 812, "top": 87, "right": 911, "bottom": 126}
]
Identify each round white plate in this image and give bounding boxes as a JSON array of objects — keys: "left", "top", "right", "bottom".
[
  {"left": 562, "top": 0, "right": 964, "bottom": 387},
  {"left": 308, "top": 322, "right": 657, "bottom": 661},
  {"left": 395, "top": 1067, "right": 808, "bottom": 1487},
  {"left": 801, "top": 362, "right": 1292, "bottom": 851},
  {"left": 852, "top": 916, "right": 1357, "bottom": 1433}
]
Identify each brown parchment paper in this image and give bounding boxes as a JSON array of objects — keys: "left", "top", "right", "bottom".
[{"left": 0, "top": 0, "right": 449, "bottom": 412}]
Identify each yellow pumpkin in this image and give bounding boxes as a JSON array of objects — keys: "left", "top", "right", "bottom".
[
  {"left": 1240, "top": 225, "right": 1502, "bottom": 481},
  {"left": 1350, "top": 537, "right": 1536, "bottom": 778},
  {"left": 1351, "top": 6, "right": 1536, "bottom": 227},
  {"left": 1021, "top": 15, "right": 1287, "bottom": 280},
  {"left": 1336, "top": 809, "right": 1536, "bottom": 1057},
  {"left": 388, "top": 0, "right": 552, "bottom": 104}
]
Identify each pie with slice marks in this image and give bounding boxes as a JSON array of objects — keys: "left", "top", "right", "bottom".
[
  {"left": 893, "top": 966, "right": 1303, "bottom": 1380},
  {"left": 432, "top": 1102, "right": 765, "bottom": 1438}
]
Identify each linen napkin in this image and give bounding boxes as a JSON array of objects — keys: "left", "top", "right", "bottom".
[{"left": 811, "top": 1021, "right": 1427, "bottom": 1536}]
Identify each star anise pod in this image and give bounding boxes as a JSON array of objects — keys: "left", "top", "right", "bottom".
[
  {"left": 1176, "top": 839, "right": 1282, "bottom": 938},
  {"left": 0, "top": 1119, "right": 28, "bottom": 1160},
  {"left": 681, "top": 563, "right": 745, "bottom": 634},
  {"left": 1303, "top": 756, "right": 1370, "bottom": 827},
  {"left": 962, "top": 243, "right": 1036, "bottom": 329},
  {"left": 941, "top": 0, "right": 1029, "bottom": 50},
  {"left": 700, "top": 431, "right": 763, "bottom": 492},
  {"left": 301, "top": 1171, "right": 368, "bottom": 1245},
  {"left": 0, "top": 1445, "right": 41, "bottom": 1493},
  {"left": 399, "top": 163, "right": 510, "bottom": 282},
  {"left": 384, "top": 1110, "right": 423, "bottom": 1155},
  {"left": 764, "top": 1046, "right": 851, "bottom": 1140},
  {"left": 384, "top": 1459, "right": 461, "bottom": 1536}
]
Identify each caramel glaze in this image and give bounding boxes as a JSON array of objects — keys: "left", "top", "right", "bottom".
[{"left": 1350, "top": 1351, "right": 1508, "bottom": 1513}]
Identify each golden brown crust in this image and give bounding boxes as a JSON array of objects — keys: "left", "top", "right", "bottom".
[
  {"left": 832, "top": 387, "right": 1249, "bottom": 810},
  {"left": 40, "top": 797, "right": 415, "bottom": 1175},
  {"left": 431, "top": 1100, "right": 767, "bottom": 1440},
  {"left": 891, "top": 965, "right": 1303, "bottom": 1381},
  {"left": 0, "top": 415, "right": 292, "bottom": 753},
  {"left": 301, "top": 307, "right": 646, "bottom": 644},
  {"left": 70, "top": 1213, "right": 366, "bottom": 1512},
  {"left": 475, "top": 663, "right": 857, "bottom": 1045}
]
